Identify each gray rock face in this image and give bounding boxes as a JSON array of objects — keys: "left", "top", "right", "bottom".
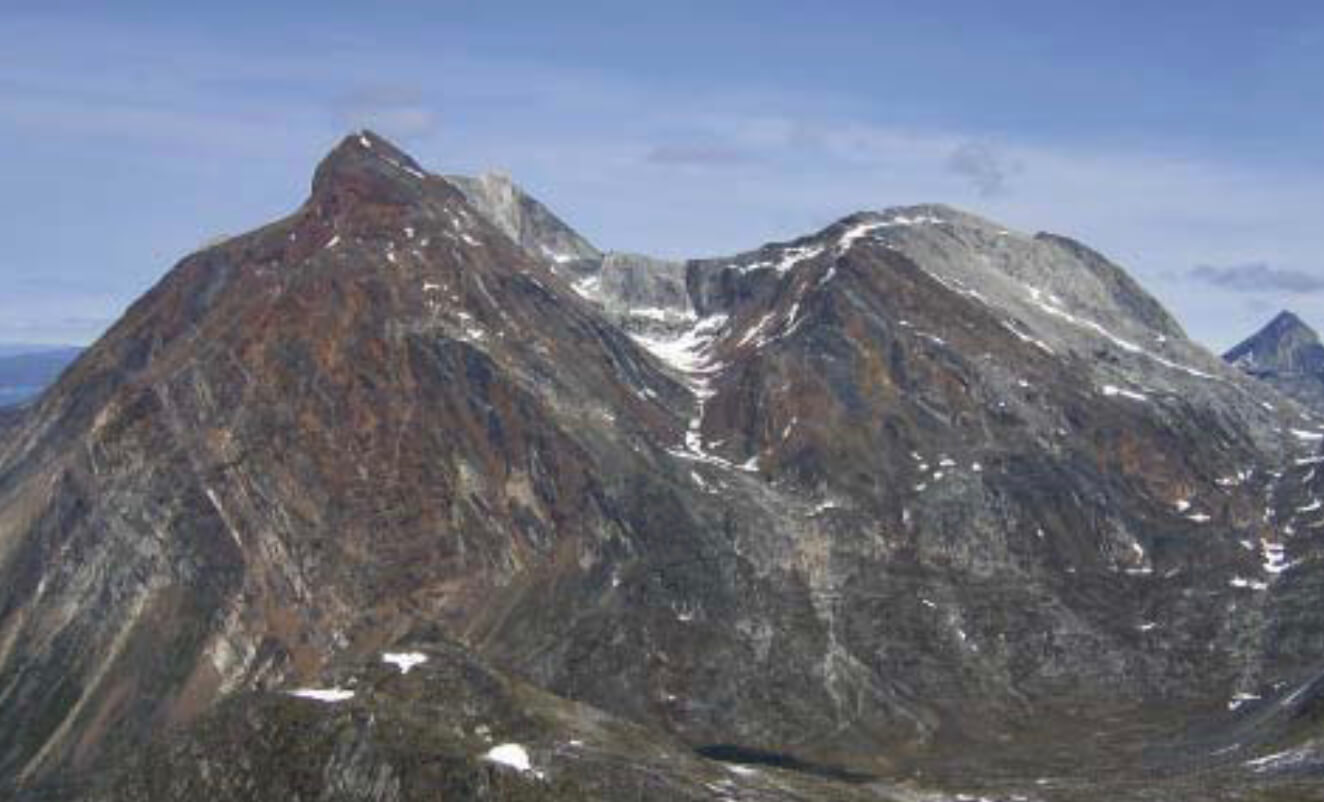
[
  {"left": 1226, "top": 311, "right": 1324, "bottom": 414},
  {"left": 4, "top": 133, "right": 1324, "bottom": 801},
  {"left": 445, "top": 172, "right": 600, "bottom": 266},
  {"left": 445, "top": 172, "right": 691, "bottom": 336}
]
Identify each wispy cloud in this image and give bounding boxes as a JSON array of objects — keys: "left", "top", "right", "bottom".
[
  {"left": 1189, "top": 263, "right": 1324, "bottom": 294},
  {"left": 644, "top": 142, "right": 753, "bottom": 167},
  {"left": 946, "top": 141, "right": 1018, "bottom": 197},
  {"left": 331, "top": 86, "right": 440, "bottom": 140}
]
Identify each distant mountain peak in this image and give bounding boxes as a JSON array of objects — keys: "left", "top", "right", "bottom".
[
  {"left": 1225, "top": 310, "right": 1324, "bottom": 413},
  {"left": 1226, "top": 310, "right": 1322, "bottom": 370},
  {"left": 1265, "top": 309, "right": 1314, "bottom": 338}
]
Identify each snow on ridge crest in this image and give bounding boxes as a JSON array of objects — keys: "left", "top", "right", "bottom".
[
  {"left": 729, "top": 242, "right": 826, "bottom": 275},
  {"left": 725, "top": 206, "right": 953, "bottom": 276}
]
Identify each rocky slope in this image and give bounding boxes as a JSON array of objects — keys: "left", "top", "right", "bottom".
[
  {"left": 2, "top": 132, "right": 1324, "bottom": 801},
  {"left": 75, "top": 635, "right": 929, "bottom": 802},
  {"left": 1227, "top": 311, "right": 1324, "bottom": 414}
]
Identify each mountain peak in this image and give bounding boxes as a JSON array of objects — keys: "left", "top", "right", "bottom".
[
  {"left": 1225, "top": 309, "right": 1324, "bottom": 386},
  {"left": 321, "top": 129, "right": 424, "bottom": 171},
  {"left": 1230, "top": 310, "right": 1321, "bottom": 354},
  {"left": 1264, "top": 310, "right": 1314, "bottom": 339},
  {"left": 309, "top": 130, "right": 432, "bottom": 211}
]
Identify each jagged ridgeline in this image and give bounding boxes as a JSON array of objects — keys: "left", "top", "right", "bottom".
[{"left": 2, "top": 131, "right": 1324, "bottom": 802}]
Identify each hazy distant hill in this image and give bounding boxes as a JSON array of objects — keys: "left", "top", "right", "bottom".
[
  {"left": 1225, "top": 311, "right": 1324, "bottom": 414},
  {"left": 0, "top": 346, "right": 81, "bottom": 406}
]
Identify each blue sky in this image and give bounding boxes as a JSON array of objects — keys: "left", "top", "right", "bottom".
[{"left": 2, "top": 1, "right": 1322, "bottom": 348}]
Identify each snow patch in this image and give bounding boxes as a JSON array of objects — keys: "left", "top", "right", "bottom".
[
  {"left": 382, "top": 652, "right": 428, "bottom": 674},
  {"left": 483, "top": 743, "right": 542, "bottom": 777},
  {"left": 288, "top": 687, "right": 355, "bottom": 703},
  {"left": 1101, "top": 384, "right": 1148, "bottom": 402},
  {"left": 1245, "top": 747, "right": 1313, "bottom": 773},
  {"left": 734, "top": 243, "right": 826, "bottom": 274},
  {"left": 628, "top": 306, "right": 698, "bottom": 324},
  {"left": 833, "top": 212, "right": 944, "bottom": 256},
  {"left": 571, "top": 274, "right": 602, "bottom": 302},
  {"left": 810, "top": 499, "right": 842, "bottom": 516},
  {"left": 1228, "top": 692, "right": 1261, "bottom": 711},
  {"left": 1230, "top": 576, "right": 1269, "bottom": 591},
  {"left": 1000, "top": 319, "right": 1056, "bottom": 355},
  {"left": 1261, "top": 541, "right": 1292, "bottom": 574}
]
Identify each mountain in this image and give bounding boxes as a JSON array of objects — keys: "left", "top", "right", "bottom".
[
  {"left": 1226, "top": 311, "right": 1324, "bottom": 414},
  {"left": 0, "top": 346, "right": 82, "bottom": 407},
  {"left": 3, "top": 131, "right": 1324, "bottom": 801}
]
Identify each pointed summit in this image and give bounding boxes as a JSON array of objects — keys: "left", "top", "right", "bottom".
[
  {"left": 1263, "top": 310, "right": 1315, "bottom": 340},
  {"left": 309, "top": 129, "right": 435, "bottom": 213},
  {"left": 316, "top": 129, "right": 427, "bottom": 176},
  {"left": 1226, "top": 310, "right": 1324, "bottom": 412},
  {"left": 1225, "top": 310, "right": 1323, "bottom": 374}
]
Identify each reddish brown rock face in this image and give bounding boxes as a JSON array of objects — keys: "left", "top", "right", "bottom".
[{"left": 2, "top": 132, "right": 1324, "bottom": 801}]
